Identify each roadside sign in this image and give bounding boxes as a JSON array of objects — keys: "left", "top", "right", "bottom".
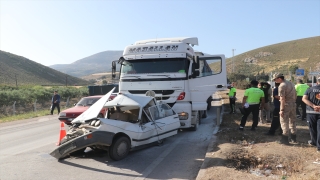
[
  {"left": 309, "top": 72, "right": 320, "bottom": 75},
  {"left": 296, "top": 69, "right": 304, "bottom": 76}
]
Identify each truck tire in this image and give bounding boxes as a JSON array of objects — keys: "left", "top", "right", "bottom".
[
  {"left": 202, "top": 110, "right": 207, "bottom": 118},
  {"left": 198, "top": 111, "right": 202, "bottom": 125},
  {"left": 207, "top": 97, "right": 212, "bottom": 110},
  {"left": 109, "top": 136, "right": 130, "bottom": 161}
]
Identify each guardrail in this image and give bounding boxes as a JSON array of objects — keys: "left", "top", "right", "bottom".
[{"left": 211, "top": 94, "right": 223, "bottom": 126}]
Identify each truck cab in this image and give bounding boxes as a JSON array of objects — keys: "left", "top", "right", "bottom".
[{"left": 112, "top": 37, "right": 227, "bottom": 130}]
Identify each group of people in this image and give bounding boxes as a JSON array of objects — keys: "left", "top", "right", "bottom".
[{"left": 228, "top": 74, "right": 320, "bottom": 152}]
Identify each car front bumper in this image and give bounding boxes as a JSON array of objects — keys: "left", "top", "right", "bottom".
[{"left": 50, "top": 131, "right": 115, "bottom": 159}]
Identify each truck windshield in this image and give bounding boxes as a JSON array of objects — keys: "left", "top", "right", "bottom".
[{"left": 121, "top": 58, "right": 189, "bottom": 74}]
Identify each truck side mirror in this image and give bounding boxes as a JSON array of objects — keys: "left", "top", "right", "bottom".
[
  {"left": 112, "top": 61, "right": 116, "bottom": 79},
  {"left": 190, "top": 62, "right": 200, "bottom": 78},
  {"left": 189, "top": 55, "right": 200, "bottom": 78},
  {"left": 194, "top": 56, "right": 200, "bottom": 69}
]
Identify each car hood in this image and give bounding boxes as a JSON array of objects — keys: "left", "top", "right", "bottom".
[
  {"left": 72, "top": 88, "right": 115, "bottom": 124},
  {"left": 62, "top": 106, "right": 89, "bottom": 114}
]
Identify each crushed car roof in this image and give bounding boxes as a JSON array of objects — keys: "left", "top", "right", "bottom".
[
  {"left": 71, "top": 88, "right": 155, "bottom": 123},
  {"left": 103, "top": 93, "right": 154, "bottom": 108}
]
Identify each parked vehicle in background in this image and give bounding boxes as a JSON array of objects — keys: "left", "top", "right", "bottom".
[
  {"left": 50, "top": 88, "right": 180, "bottom": 161},
  {"left": 58, "top": 94, "right": 116, "bottom": 125}
]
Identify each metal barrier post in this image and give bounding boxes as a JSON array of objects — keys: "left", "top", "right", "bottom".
[
  {"left": 216, "top": 106, "right": 221, "bottom": 125},
  {"left": 66, "top": 97, "right": 70, "bottom": 108},
  {"left": 13, "top": 101, "right": 16, "bottom": 115},
  {"left": 211, "top": 94, "right": 222, "bottom": 126},
  {"left": 33, "top": 99, "right": 37, "bottom": 112}
]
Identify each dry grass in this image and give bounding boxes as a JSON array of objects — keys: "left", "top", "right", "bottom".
[{"left": 199, "top": 89, "right": 320, "bottom": 180}]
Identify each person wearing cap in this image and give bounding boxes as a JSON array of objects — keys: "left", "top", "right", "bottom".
[
  {"left": 273, "top": 73, "right": 297, "bottom": 144},
  {"left": 227, "top": 84, "right": 237, "bottom": 114},
  {"left": 239, "top": 80, "right": 265, "bottom": 131},
  {"left": 295, "top": 79, "right": 310, "bottom": 120},
  {"left": 302, "top": 77, "right": 320, "bottom": 153}
]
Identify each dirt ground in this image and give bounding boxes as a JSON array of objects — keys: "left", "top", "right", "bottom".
[{"left": 199, "top": 89, "right": 320, "bottom": 180}]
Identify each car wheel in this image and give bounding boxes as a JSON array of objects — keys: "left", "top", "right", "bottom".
[
  {"left": 109, "top": 136, "right": 130, "bottom": 161},
  {"left": 199, "top": 111, "right": 202, "bottom": 125}
]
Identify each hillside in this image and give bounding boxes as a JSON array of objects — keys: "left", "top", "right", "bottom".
[
  {"left": 50, "top": 51, "right": 123, "bottom": 77},
  {"left": 0, "top": 50, "right": 89, "bottom": 86},
  {"left": 225, "top": 36, "right": 320, "bottom": 77}
]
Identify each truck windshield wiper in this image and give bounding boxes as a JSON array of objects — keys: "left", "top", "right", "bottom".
[
  {"left": 122, "top": 76, "right": 141, "bottom": 79},
  {"left": 147, "top": 75, "right": 171, "bottom": 78}
]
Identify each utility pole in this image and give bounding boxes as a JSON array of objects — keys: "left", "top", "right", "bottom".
[{"left": 232, "top": 49, "right": 236, "bottom": 73}]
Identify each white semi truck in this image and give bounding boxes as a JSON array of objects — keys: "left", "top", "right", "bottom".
[{"left": 111, "top": 37, "right": 227, "bottom": 131}]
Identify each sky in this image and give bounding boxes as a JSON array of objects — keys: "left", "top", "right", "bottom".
[{"left": 0, "top": 0, "right": 319, "bottom": 66}]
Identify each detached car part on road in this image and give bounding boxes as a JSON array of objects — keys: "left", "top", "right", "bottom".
[{"left": 50, "top": 88, "right": 180, "bottom": 161}]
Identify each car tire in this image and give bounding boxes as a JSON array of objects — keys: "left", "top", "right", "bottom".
[{"left": 109, "top": 136, "right": 130, "bottom": 161}]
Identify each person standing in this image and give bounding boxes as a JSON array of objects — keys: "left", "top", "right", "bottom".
[
  {"left": 265, "top": 83, "right": 282, "bottom": 135},
  {"left": 302, "top": 77, "right": 320, "bottom": 152},
  {"left": 239, "top": 80, "right": 265, "bottom": 131},
  {"left": 259, "top": 82, "right": 272, "bottom": 123},
  {"left": 227, "top": 84, "right": 237, "bottom": 114},
  {"left": 273, "top": 73, "right": 297, "bottom": 144},
  {"left": 51, "top": 90, "right": 60, "bottom": 115},
  {"left": 295, "top": 79, "right": 310, "bottom": 120}
]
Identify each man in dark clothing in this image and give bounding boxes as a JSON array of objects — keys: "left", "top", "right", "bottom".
[
  {"left": 302, "top": 77, "right": 320, "bottom": 152},
  {"left": 265, "top": 83, "right": 282, "bottom": 135},
  {"left": 51, "top": 90, "right": 61, "bottom": 115}
]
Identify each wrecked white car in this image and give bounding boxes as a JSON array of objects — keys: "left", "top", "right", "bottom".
[{"left": 50, "top": 88, "right": 180, "bottom": 161}]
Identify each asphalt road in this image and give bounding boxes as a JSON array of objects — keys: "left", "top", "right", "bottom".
[{"left": 0, "top": 107, "right": 219, "bottom": 180}]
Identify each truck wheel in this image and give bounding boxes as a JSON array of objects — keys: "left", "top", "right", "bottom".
[
  {"left": 109, "top": 136, "right": 130, "bottom": 161},
  {"left": 198, "top": 111, "right": 202, "bottom": 125},
  {"left": 207, "top": 97, "right": 212, "bottom": 110},
  {"left": 202, "top": 110, "right": 207, "bottom": 118}
]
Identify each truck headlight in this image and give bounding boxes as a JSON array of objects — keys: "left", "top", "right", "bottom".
[
  {"left": 59, "top": 112, "right": 66, "bottom": 117},
  {"left": 178, "top": 112, "right": 188, "bottom": 120}
]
